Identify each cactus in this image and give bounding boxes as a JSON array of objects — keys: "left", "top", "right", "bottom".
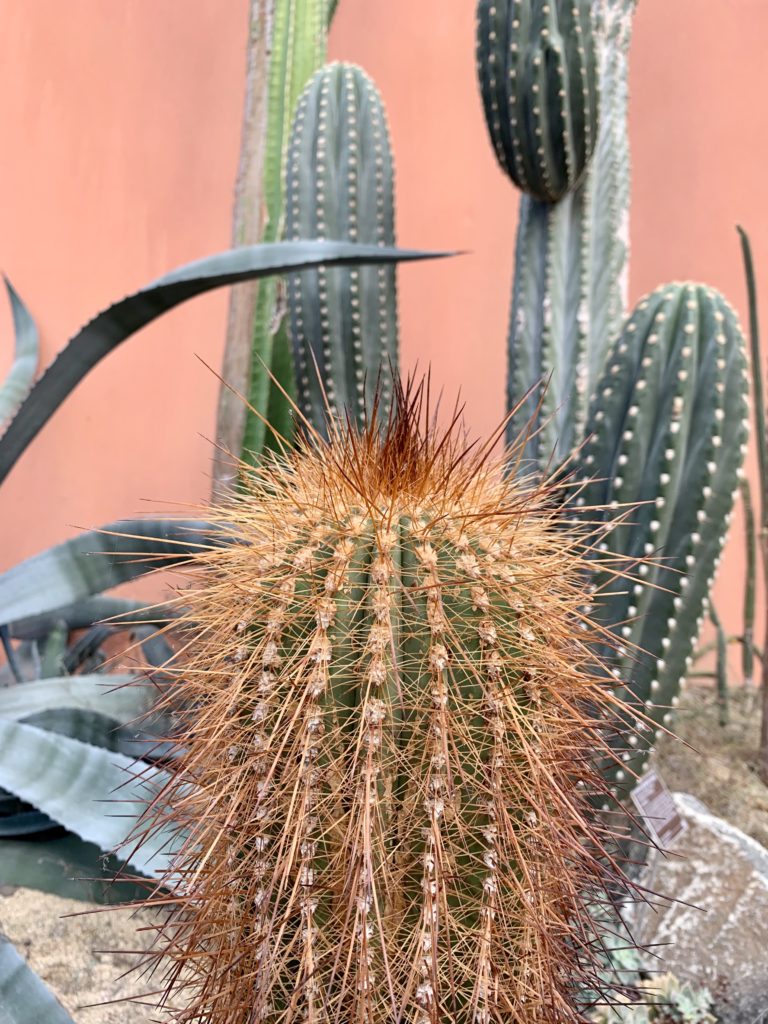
[
  {"left": 127, "top": 390, "right": 643, "bottom": 1023},
  {"left": 238, "top": 0, "right": 332, "bottom": 465},
  {"left": 491, "top": 0, "right": 635, "bottom": 468},
  {"left": 576, "top": 283, "right": 749, "bottom": 786},
  {"left": 286, "top": 63, "right": 398, "bottom": 436},
  {"left": 476, "top": 0, "right": 599, "bottom": 203}
]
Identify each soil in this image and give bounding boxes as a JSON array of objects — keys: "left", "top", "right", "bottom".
[
  {"left": 651, "top": 684, "right": 768, "bottom": 849},
  {"left": 0, "top": 888, "right": 172, "bottom": 1023}
]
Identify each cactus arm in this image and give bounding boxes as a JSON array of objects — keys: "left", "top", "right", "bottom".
[
  {"left": 579, "top": 284, "right": 749, "bottom": 785},
  {"left": 503, "top": 0, "right": 637, "bottom": 469},
  {"left": 241, "top": 0, "right": 330, "bottom": 463},
  {"left": 286, "top": 63, "right": 398, "bottom": 436},
  {"left": 476, "top": 1, "right": 599, "bottom": 204}
]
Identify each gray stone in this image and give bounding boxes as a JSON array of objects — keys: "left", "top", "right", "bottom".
[{"left": 630, "top": 792, "right": 768, "bottom": 1024}]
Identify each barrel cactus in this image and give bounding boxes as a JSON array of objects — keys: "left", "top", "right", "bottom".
[
  {"left": 476, "top": 0, "right": 600, "bottom": 203},
  {"left": 128, "top": 390, "right": 641, "bottom": 1023},
  {"left": 286, "top": 62, "right": 398, "bottom": 436}
]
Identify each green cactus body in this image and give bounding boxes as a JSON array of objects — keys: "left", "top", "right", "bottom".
[
  {"left": 577, "top": 283, "right": 749, "bottom": 787},
  {"left": 241, "top": 0, "right": 330, "bottom": 463},
  {"left": 129, "top": 398, "right": 642, "bottom": 1023},
  {"left": 285, "top": 62, "right": 398, "bottom": 436},
  {"left": 503, "top": 0, "right": 635, "bottom": 468},
  {"left": 476, "top": 0, "right": 599, "bottom": 203}
]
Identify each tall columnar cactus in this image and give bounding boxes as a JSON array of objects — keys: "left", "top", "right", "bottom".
[
  {"left": 285, "top": 63, "right": 398, "bottom": 435},
  {"left": 237, "top": 0, "right": 333, "bottom": 464},
  {"left": 476, "top": 0, "right": 600, "bottom": 203},
  {"left": 128, "top": 394, "right": 642, "bottom": 1024},
  {"left": 578, "top": 284, "right": 749, "bottom": 786},
  {"left": 480, "top": 0, "right": 635, "bottom": 467}
]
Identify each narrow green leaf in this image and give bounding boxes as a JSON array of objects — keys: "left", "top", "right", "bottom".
[
  {"left": 0, "top": 241, "right": 445, "bottom": 484},
  {"left": 0, "top": 936, "right": 74, "bottom": 1024},
  {"left": 738, "top": 227, "right": 766, "bottom": 529},
  {"left": 710, "top": 604, "right": 729, "bottom": 726},
  {"left": 741, "top": 477, "right": 756, "bottom": 686},
  {"left": 0, "top": 720, "right": 174, "bottom": 878},
  {"left": 0, "top": 279, "right": 39, "bottom": 427}
]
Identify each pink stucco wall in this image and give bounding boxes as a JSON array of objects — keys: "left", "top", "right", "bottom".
[{"left": 0, "top": 1, "right": 766, "bottom": 653}]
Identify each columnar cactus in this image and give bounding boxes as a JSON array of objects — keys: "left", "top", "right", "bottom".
[
  {"left": 578, "top": 283, "right": 749, "bottom": 786},
  {"left": 476, "top": 0, "right": 600, "bottom": 203},
  {"left": 129, "top": 393, "right": 642, "bottom": 1023},
  {"left": 237, "top": 0, "right": 332, "bottom": 464},
  {"left": 286, "top": 62, "right": 398, "bottom": 435},
  {"left": 493, "top": 0, "right": 636, "bottom": 467}
]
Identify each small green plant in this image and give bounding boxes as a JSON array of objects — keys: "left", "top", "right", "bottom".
[{"left": 592, "top": 973, "right": 716, "bottom": 1024}]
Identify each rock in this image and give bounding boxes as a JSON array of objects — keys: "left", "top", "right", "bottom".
[
  {"left": 0, "top": 888, "right": 168, "bottom": 1023},
  {"left": 630, "top": 792, "right": 768, "bottom": 1024}
]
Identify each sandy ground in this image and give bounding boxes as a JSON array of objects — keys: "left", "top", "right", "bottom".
[
  {"left": 0, "top": 889, "right": 171, "bottom": 1024},
  {"left": 652, "top": 685, "right": 768, "bottom": 848}
]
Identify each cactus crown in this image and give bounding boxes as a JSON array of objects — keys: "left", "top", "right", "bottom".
[{"left": 128, "top": 383, "right": 642, "bottom": 1024}]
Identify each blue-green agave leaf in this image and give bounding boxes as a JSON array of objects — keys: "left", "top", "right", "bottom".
[
  {"left": 0, "top": 720, "right": 174, "bottom": 878},
  {"left": 0, "top": 833, "right": 149, "bottom": 904},
  {"left": 0, "top": 936, "right": 74, "bottom": 1024},
  {"left": 0, "top": 279, "right": 39, "bottom": 427},
  {"left": 0, "top": 241, "right": 444, "bottom": 484},
  {"left": 0, "top": 518, "right": 225, "bottom": 625}
]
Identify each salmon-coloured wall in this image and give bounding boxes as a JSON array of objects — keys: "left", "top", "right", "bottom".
[{"left": 0, "top": 1, "right": 766, "bottom": 659}]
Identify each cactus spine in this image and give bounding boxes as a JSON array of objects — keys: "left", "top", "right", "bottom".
[
  {"left": 578, "top": 284, "right": 749, "bottom": 785},
  {"left": 286, "top": 63, "right": 398, "bottom": 435},
  {"left": 476, "top": 0, "right": 599, "bottom": 203},
  {"left": 130, "top": 395, "right": 642, "bottom": 1023},
  {"left": 490, "top": 0, "right": 635, "bottom": 467}
]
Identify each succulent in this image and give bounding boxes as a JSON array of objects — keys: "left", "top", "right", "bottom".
[
  {"left": 501, "top": 0, "right": 635, "bottom": 467},
  {"left": 126, "top": 390, "right": 642, "bottom": 1024},
  {"left": 286, "top": 62, "right": 398, "bottom": 436},
  {"left": 591, "top": 973, "right": 716, "bottom": 1024},
  {"left": 577, "top": 283, "right": 749, "bottom": 785},
  {"left": 476, "top": 0, "right": 600, "bottom": 203},
  {"left": 476, "top": 0, "right": 749, "bottom": 789}
]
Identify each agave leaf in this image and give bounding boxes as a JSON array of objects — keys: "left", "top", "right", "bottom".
[
  {"left": 0, "top": 676, "right": 140, "bottom": 724},
  {"left": 9, "top": 596, "right": 170, "bottom": 641},
  {"left": 0, "top": 935, "right": 74, "bottom": 1024},
  {"left": 0, "top": 518, "right": 225, "bottom": 625},
  {"left": 0, "top": 809, "right": 60, "bottom": 837},
  {"left": 0, "top": 278, "right": 39, "bottom": 427},
  {"left": 0, "top": 833, "right": 148, "bottom": 904},
  {"left": 0, "top": 241, "right": 444, "bottom": 484},
  {"left": 0, "top": 720, "right": 174, "bottom": 878}
]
